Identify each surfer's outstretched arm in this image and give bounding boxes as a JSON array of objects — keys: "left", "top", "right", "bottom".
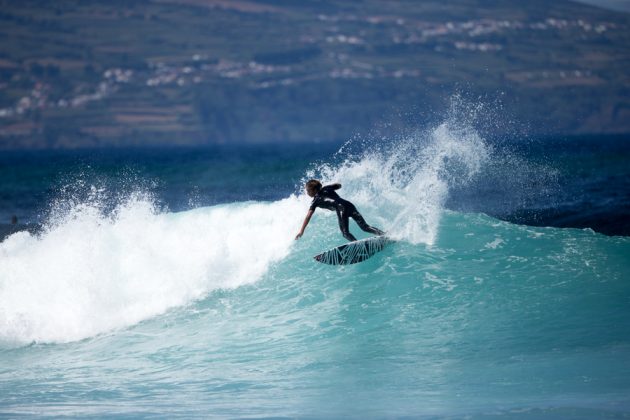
[{"left": 295, "top": 209, "right": 314, "bottom": 240}]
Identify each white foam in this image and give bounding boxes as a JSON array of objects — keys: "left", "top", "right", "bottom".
[
  {"left": 309, "top": 121, "right": 489, "bottom": 245},
  {"left": 0, "top": 195, "right": 303, "bottom": 345}
]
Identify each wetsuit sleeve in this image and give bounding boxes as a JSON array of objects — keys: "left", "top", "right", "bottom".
[
  {"left": 326, "top": 183, "right": 341, "bottom": 190},
  {"left": 309, "top": 197, "right": 320, "bottom": 211}
]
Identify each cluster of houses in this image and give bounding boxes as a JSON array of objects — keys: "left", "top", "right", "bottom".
[
  {"left": 0, "top": 83, "right": 49, "bottom": 118},
  {"left": 0, "top": 13, "right": 616, "bottom": 119},
  {"left": 318, "top": 14, "right": 614, "bottom": 49},
  {"left": 0, "top": 69, "right": 134, "bottom": 118}
]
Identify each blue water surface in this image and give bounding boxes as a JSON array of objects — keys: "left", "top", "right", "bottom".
[{"left": 1, "top": 134, "right": 629, "bottom": 418}]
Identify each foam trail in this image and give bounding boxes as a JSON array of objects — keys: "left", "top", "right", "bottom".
[
  {"left": 308, "top": 121, "right": 489, "bottom": 245},
  {"left": 0, "top": 194, "right": 303, "bottom": 345}
]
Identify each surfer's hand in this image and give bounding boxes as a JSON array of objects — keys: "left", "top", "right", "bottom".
[{"left": 295, "top": 232, "right": 302, "bottom": 240}]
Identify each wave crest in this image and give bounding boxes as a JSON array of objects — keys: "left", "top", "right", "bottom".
[
  {"left": 0, "top": 194, "right": 301, "bottom": 345},
  {"left": 307, "top": 119, "right": 490, "bottom": 244}
]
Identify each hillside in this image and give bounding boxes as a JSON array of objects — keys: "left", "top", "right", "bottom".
[{"left": 0, "top": 0, "right": 628, "bottom": 148}]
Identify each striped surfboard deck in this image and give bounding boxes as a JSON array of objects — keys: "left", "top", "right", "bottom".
[{"left": 313, "top": 236, "right": 392, "bottom": 265}]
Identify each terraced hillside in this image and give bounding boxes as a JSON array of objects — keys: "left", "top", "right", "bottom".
[{"left": 0, "top": 0, "right": 628, "bottom": 148}]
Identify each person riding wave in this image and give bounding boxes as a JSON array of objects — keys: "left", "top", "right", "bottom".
[{"left": 295, "top": 179, "right": 384, "bottom": 242}]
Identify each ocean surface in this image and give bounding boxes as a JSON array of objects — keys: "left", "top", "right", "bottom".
[{"left": 1, "top": 121, "right": 629, "bottom": 417}]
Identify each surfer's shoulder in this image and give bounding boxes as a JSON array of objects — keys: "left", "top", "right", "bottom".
[{"left": 323, "top": 183, "right": 341, "bottom": 192}]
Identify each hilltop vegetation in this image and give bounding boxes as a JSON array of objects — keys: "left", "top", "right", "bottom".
[{"left": 0, "top": 0, "right": 628, "bottom": 148}]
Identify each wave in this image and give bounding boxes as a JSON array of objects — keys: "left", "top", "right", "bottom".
[
  {"left": 3, "top": 114, "right": 627, "bottom": 348},
  {"left": 1, "top": 113, "right": 494, "bottom": 345},
  {"left": 0, "top": 195, "right": 303, "bottom": 344}
]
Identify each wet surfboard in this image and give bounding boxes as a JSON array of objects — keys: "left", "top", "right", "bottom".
[{"left": 314, "top": 236, "right": 391, "bottom": 265}]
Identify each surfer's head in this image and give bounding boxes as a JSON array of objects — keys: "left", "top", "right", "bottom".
[{"left": 305, "top": 179, "right": 322, "bottom": 197}]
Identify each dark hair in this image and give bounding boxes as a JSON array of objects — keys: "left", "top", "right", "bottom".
[{"left": 305, "top": 179, "right": 322, "bottom": 194}]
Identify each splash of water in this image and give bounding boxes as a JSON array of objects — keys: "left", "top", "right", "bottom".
[{"left": 306, "top": 117, "right": 490, "bottom": 244}]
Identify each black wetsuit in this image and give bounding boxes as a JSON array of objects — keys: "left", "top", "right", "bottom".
[{"left": 309, "top": 184, "right": 384, "bottom": 241}]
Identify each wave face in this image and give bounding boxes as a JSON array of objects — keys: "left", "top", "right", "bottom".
[{"left": 1, "top": 122, "right": 629, "bottom": 417}]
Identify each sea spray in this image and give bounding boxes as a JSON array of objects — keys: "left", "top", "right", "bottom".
[
  {"left": 0, "top": 192, "right": 303, "bottom": 345},
  {"left": 306, "top": 119, "right": 490, "bottom": 244}
]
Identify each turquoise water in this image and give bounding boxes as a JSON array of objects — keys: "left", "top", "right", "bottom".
[{"left": 1, "top": 122, "right": 630, "bottom": 417}]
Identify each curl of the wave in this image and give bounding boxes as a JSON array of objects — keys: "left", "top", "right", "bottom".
[{"left": 0, "top": 186, "right": 302, "bottom": 345}]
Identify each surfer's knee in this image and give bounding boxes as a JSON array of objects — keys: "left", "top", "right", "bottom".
[{"left": 355, "top": 216, "right": 377, "bottom": 233}]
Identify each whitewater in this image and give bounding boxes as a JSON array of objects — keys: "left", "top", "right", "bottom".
[{"left": 1, "top": 121, "right": 629, "bottom": 417}]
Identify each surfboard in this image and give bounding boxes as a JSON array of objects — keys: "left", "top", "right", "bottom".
[{"left": 314, "top": 236, "right": 392, "bottom": 265}]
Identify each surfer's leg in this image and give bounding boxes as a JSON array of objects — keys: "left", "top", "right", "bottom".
[
  {"left": 351, "top": 209, "right": 385, "bottom": 236},
  {"left": 337, "top": 208, "right": 357, "bottom": 241}
]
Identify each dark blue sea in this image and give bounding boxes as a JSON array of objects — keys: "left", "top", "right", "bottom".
[{"left": 1, "top": 121, "right": 629, "bottom": 417}]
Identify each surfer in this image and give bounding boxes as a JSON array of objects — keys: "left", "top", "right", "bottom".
[{"left": 295, "top": 179, "right": 384, "bottom": 242}]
